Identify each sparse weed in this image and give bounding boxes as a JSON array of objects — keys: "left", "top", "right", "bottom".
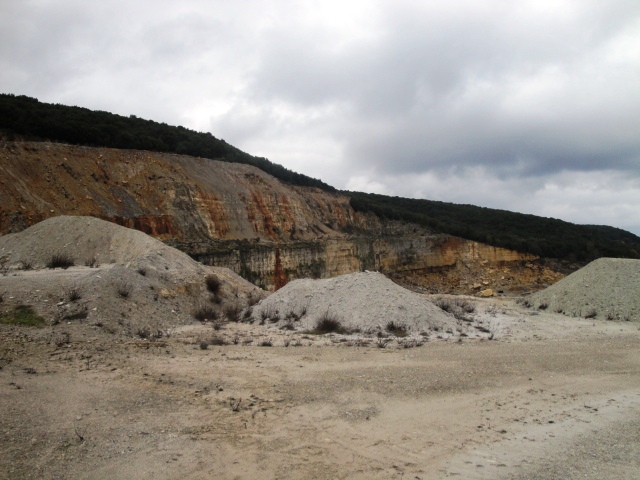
[
  {"left": 18, "top": 260, "right": 33, "bottom": 271},
  {"left": 247, "top": 291, "right": 262, "bottom": 307},
  {"left": 66, "top": 286, "right": 82, "bottom": 302},
  {"left": 260, "top": 307, "right": 279, "bottom": 324},
  {"left": 399, "top": 339, "right": 419, "bottom": 349},
  {"left": 455, "top": 299, "right": 476, "bottom": 313},
  {"left": 259, "top": 338, "right": 273, "bottom": 347},
  {"left": 538, "top": 302, "right": 549, "bottom": 310},
  {"left": 209, "top": 336, "right": 226, "bottom": 346},
  {"left": 116, "top": 282, "right": 133, "bottom": 298},
  {"left": 135, "top": 327, "right": 165, "bottom": 341},
  {"left": 223, "top": 303, "right": 242, "bottom": 322},
  {"left": 229, "top": 398, "right": 242, "bottom": 412},
  {"left": 434, "top": 299, "right": 453, "bottom": 313},
  {"left": 53, "top": 331, "right": 71, "bottom": 347},
  {"left": 584, "top": 309, "right": 597, "bottom": 319},
  {"left": 280, "top": 319, "right": 296, "bottom": 331},
  {"left": 137, "top": 267, "right": 147, "bottom": 276},
  {"left": 84, "top": 256, "right": 99, "bottom": 268},
  {"left": 62, "top": 310, "right": 88, "bottom": 321}
]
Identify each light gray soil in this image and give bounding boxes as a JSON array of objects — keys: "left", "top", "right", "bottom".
[
  {"left": 529, "top": 258, "right": 640, "bottom": 321},
  {"left": 249, "top": 271, "right": 480, "bottom": 337},
  {"left": 0, "top": 216, "right": 264, "bottom": 335}
]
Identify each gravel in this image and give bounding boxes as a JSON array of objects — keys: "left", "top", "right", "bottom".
[
  {"left": 0, "top": 216, "right": 263, "bottom": 332},
  {"left": 250, "top": 271, "right": 463, "bottom": 335},
  {"left": 529, "top": 258, "right": 640, "bottom": 321}
]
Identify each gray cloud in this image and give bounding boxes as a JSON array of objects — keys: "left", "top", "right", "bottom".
[{"left": 1, "top": 0, "right": 639, "bottom": 234}]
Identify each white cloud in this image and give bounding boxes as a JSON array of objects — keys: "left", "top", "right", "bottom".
[{"left": 1, "top": 0, "right": 639, "bottom": 235}]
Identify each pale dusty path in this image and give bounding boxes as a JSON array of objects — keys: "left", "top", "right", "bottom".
[{"left": 1, "top": 304, "right": 639, "bottom": 480}]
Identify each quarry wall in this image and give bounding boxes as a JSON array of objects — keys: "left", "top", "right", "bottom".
[{"left": 0, "top": 140, "right": 544, "bottom": 292}]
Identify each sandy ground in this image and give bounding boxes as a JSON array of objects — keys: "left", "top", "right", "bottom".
[{"left": 2, "top": 297, "right": 640, "bottom": 480}]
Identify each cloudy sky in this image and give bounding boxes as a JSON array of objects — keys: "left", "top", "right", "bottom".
[{"left": 2, "top": 0, "right": 639, "bottom": 235}]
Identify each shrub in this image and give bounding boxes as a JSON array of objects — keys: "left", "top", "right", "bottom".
[
  {"left": 538, "top": 302, "right": 548, "bottom": 310},
  {"left": 205, "top": 274, "right": 222, "bottom": 294},
  {"left": 193, "top": 305, "right": 219, "bottom": 322},
  {"left": 223, "top": 303, "right": 242, "bottom": 322},
  {"left": 209, "top": 336, "right": 226, "bottom": 346},
  {"left": 584, "top": 309, "right": 597, "bottom": 319},
  {"left": 47, "top": 253, "right": 74, "bottom": 269},
  {"left": 386, "top": 321, "right": 408, "bottom": 337},
  {"left": 137, "top": 267, "right": 147, "bottom": 276},
  {"left": 312, "top": 312, "right": 345, "bottom": 334},
  {"left": 259, "top": 338, "right": 273, "bottom": 347}
]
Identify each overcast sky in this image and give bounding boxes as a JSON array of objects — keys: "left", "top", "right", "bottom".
[{"left": 1, "top": 0, "right": 639, "bottom": 235}]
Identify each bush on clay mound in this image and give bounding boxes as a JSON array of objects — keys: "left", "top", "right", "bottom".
[
  {"left": 46, "top": 253, "right": 75, "bottom": 269},
  {"left": 311, "top": 312, "right": 347, "bottom": 334}
]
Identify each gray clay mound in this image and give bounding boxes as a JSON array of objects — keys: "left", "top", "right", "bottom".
[
  {"left": 530, "top": 258, "right": 640, "bottom": 321},
  {"left": 250, "top": 271, "right": 462, "bottom": 335},
  {"left": 0, "top": 215, "right": 201, "bottom": 284},
  {"left": 0, "top": 216, "right": 263, "bottom": 333}
]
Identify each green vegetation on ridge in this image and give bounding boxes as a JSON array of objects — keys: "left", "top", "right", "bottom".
[
  {"left": 348, "top": 191, "right": 640, "bottom": 262},
  {"left": 0, "top": 94, "right": 334, "bottom": 191}
]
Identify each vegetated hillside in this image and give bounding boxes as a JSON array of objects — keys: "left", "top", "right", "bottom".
[
  {"left": 2, "top": 93, "right": 638, "bottom": 265},
  {"left": 0, "top": 93, "right": 334, "bottom": 191},
  {"left": 349, "top": 191, "right": 640, "bottom": 262}
]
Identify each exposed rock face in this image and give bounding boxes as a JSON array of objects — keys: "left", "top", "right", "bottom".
[
  {"left": 0, "top": 141, "right": 371, "bottom": 241},
  {"left": 0, "top": 140, "right": 550, "bottom": 291}
]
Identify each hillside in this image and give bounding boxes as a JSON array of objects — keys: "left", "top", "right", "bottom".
[
  {"left": 0, "top": 93, "right": 334, "bottom": 191},
  {"left": 1, "top": 93, "right": 638, "bottom": 265},
  {"left": 349, "top": 192, "right": 640, "bottom": 262}
]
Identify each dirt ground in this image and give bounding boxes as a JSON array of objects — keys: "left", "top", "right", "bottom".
[{"left": 2, "top": 297, "right": 640, "bottom": 480}]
